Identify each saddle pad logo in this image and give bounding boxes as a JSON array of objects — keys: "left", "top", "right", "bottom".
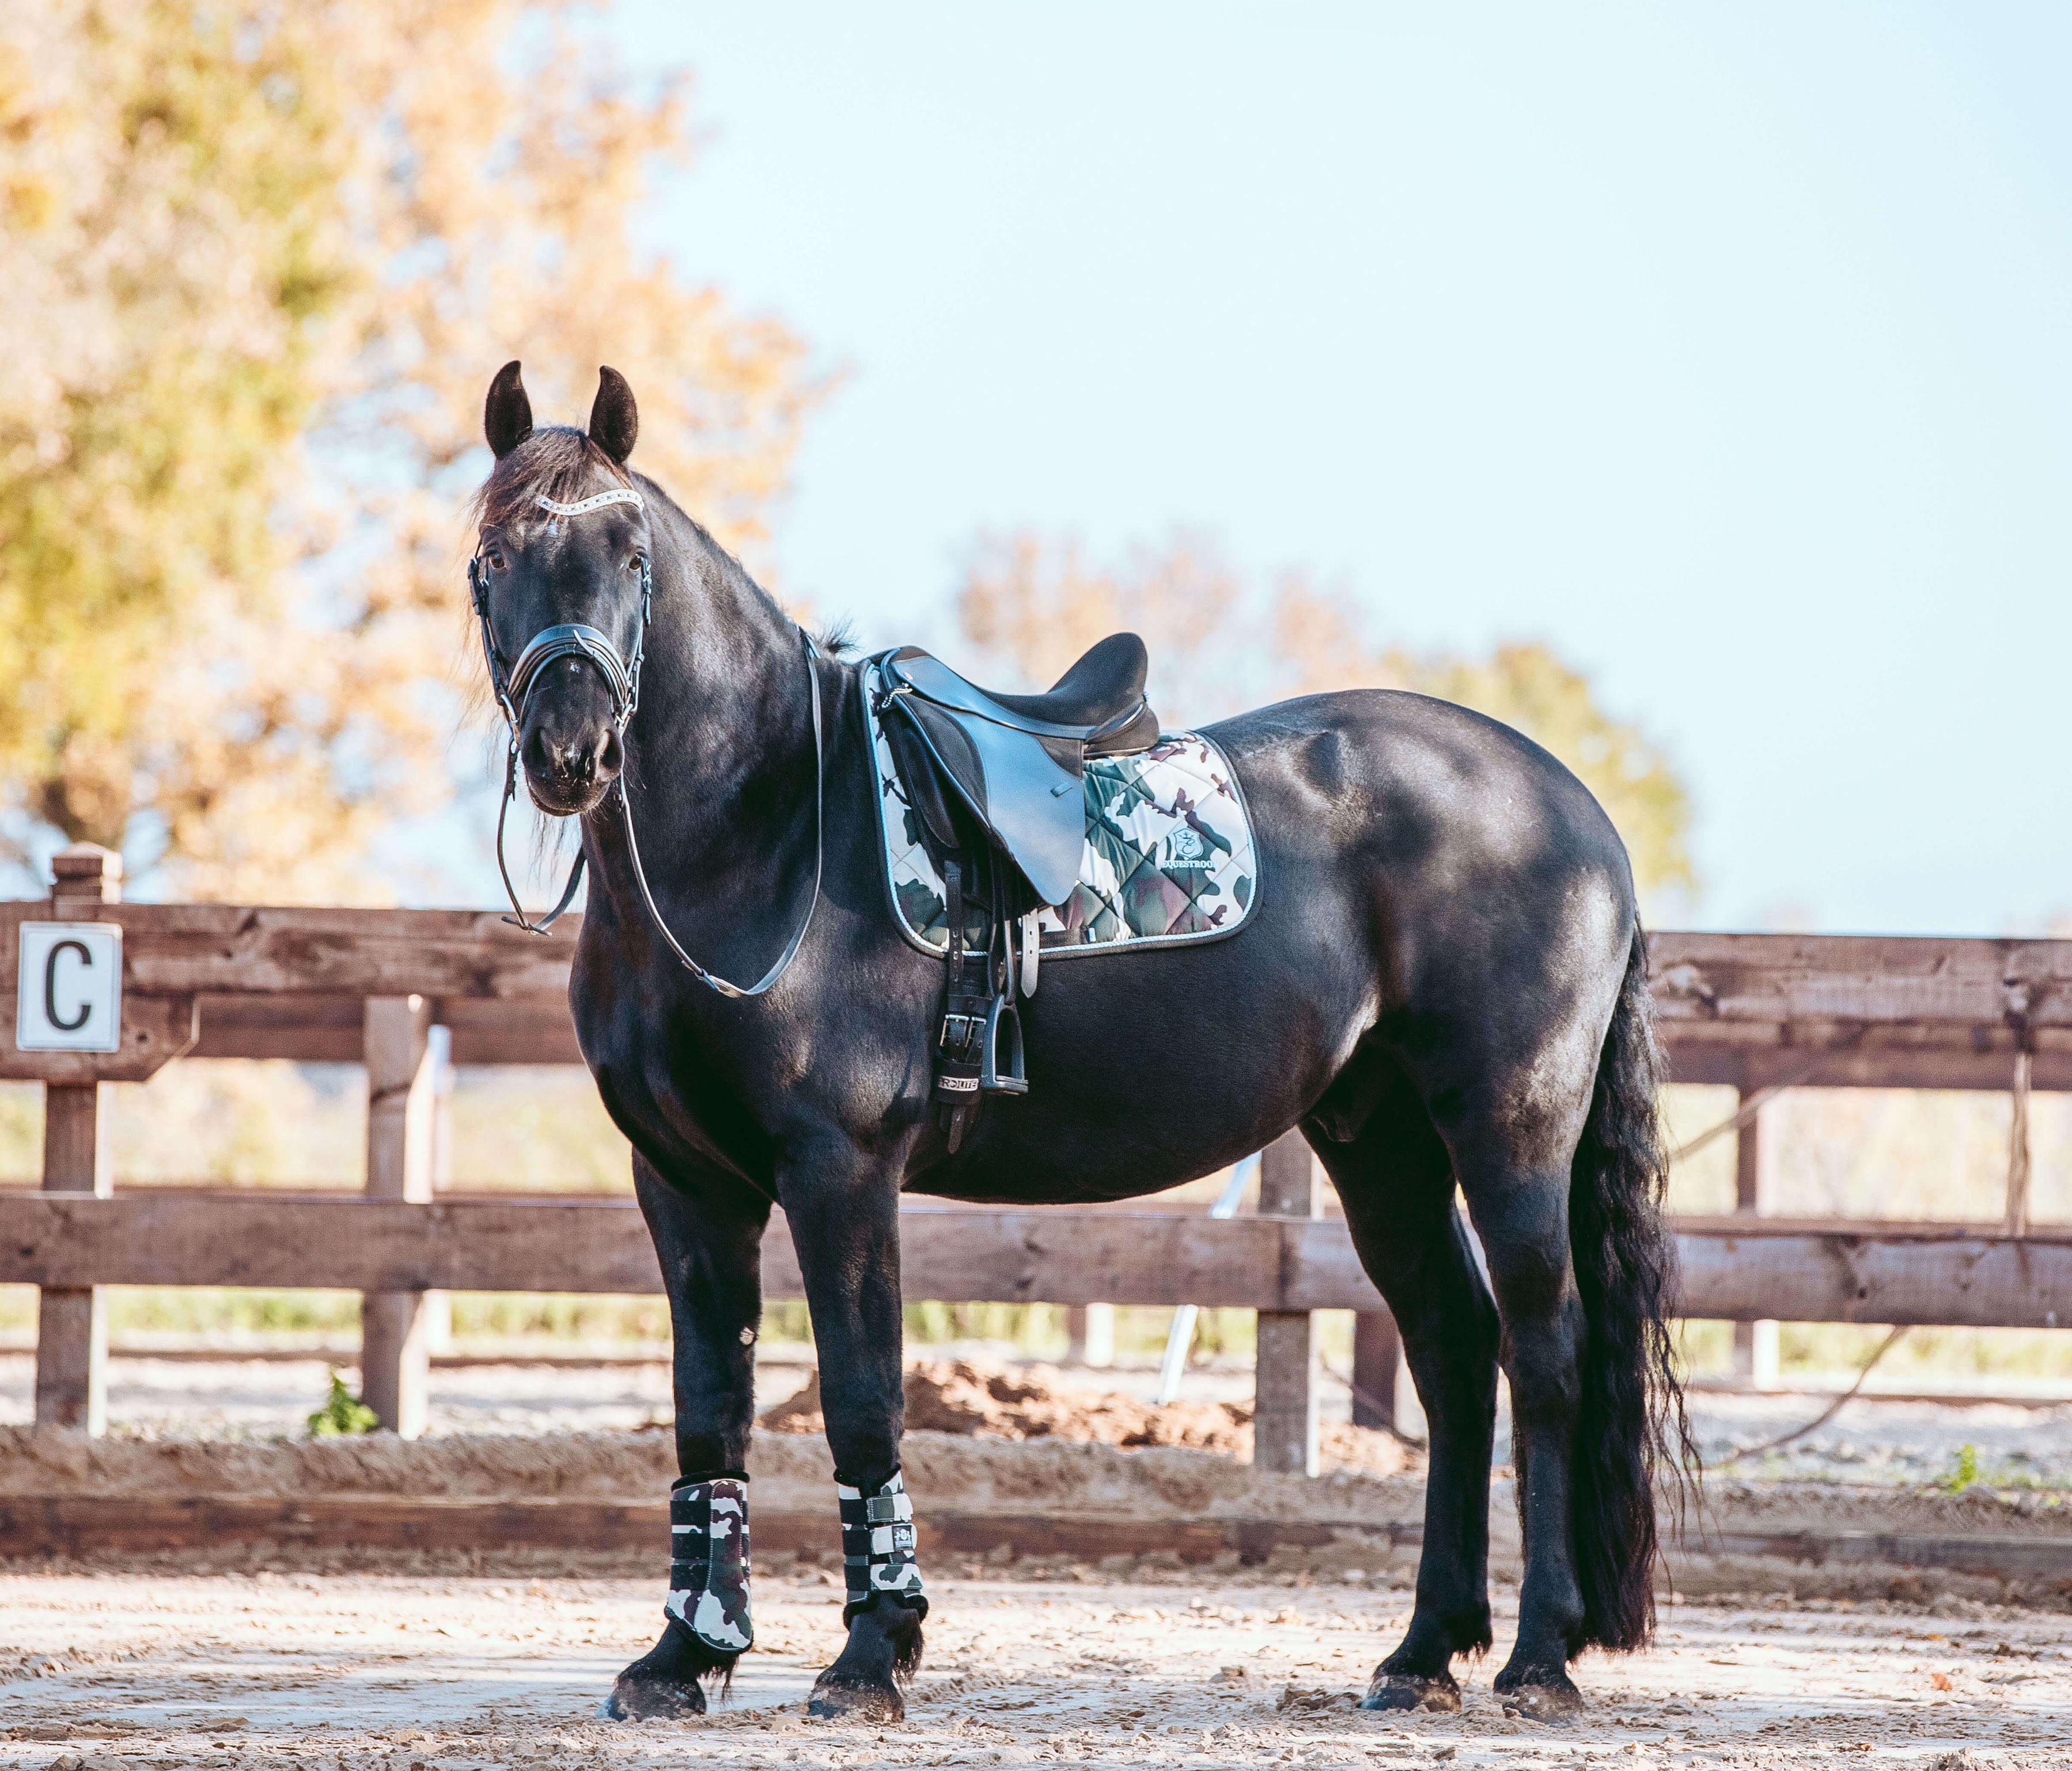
[{"left": 865, "top": 664, "right": 1259, "bottom": 959}]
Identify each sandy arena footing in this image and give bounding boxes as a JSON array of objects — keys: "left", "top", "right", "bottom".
[{"left": 2, "top": 1566, "right": 2068, "bottom": 1768}]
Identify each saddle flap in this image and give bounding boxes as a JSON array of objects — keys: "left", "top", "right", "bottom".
[
  {"left": 885, "top": 692, "right": 1089, "bottom": 909},
  {"left": 878, "top": 696, "right": 963, "bottom": 858}
]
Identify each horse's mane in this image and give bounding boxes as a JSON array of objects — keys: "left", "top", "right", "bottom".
[{"left": 469, "top": 426, "right": 631, "bottom": 529}]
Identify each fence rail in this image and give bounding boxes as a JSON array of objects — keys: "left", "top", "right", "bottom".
[
  {"left": 4, "top": 853, "right": 2069, "bottom": 1465},
  {"left": 4, "top": 896, "right": 2071, "bottom": 1086},
  {"left": 3, "top": 1192, "right": 2070, "bottom": 1330}
]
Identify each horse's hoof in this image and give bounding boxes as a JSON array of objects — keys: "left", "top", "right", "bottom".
[
  {"left": 807, "top": 1676, "right": 904, "bottom": 1723},
  {"left": 602, "top": 1672, "right": 707, "bottom": 1721},
  {"left": 1495, "top": 1676, "right": 1584, "bottom": 1723},
  {"left": 1361, "top": 1670, "right": 1461, "bottom": 1713}
]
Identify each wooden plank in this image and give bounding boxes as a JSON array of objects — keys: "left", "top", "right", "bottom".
[
  {"left": 1647, "top": 930, "right": 2072, "bottom": 1031},
  {"left": 0, "top": 1493, "right": 1399, "bottom": 1565},
  {"left": 1254, "top": 1132, "right": 1319, "bottom": 1477},
  {"left": 1350, "top": 1311, "right": 1400, "bottom": 1432},
  {"left": 361, "top": 998, "right": 434, "bottom": 1438},
  {"left": 33, "top": 849, "right": 118, "bottom": 1434},
  {"left": 0, "top": 1193, "right": 1319, "bottom": 1303},
  {"left": 31, "top": 1292, "right": 104, "bottom": 1433},
  {"left": 7, "top": 1193, "right": 2071, "bottom": 1329},
  {"left": 7, "top": 1493, "right": 2071, "bottom": 1585},
  {"left": 168, "top": 992, "right": 2072, "bottom": 1086},
  {"left": 1675, "top": 1228, "right": 2072, "bottom": 1329},
  {"left": 0, "top": 907, "right": 2060, "bottom": 1086},
  {"left": 0, "top": 995, "right": 198, "bottom": 1084},
  {"left": 0, "top": 910, "right": 2024, "bottom": 1023},
  {"left": 1704, "top": 1530, "right": 2072, "bottom": 1582},
  {"left": 0, "top": 902, "right": 577, "bottom": 1001},
  {"left": 437, "top": 998, "right": 585, "bottom": 1066},
  {"left": 182, "top": 995, "right": 585, "bottom": 1066},
  {"left": 36, "top": 1084, "right": 109, "bottom": 1433},
  {"left": 1732, "top": 1091, "right": 1779, "bottom": 1384},
  {"left": 1664, "top": 1034, "right": 2072, "bottom": 1093}
]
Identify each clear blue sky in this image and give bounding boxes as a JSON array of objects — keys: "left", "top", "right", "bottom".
[{"left": 590, "top": 2, "right": 2072, "bottom": 935}]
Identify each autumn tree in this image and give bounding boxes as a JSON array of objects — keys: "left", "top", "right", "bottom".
[
  {"left": 0, "top": 0, "right": 820, "bottom": 900},
  {"left": 955, "top": 531, "right": 1694, "bottom": 899}
]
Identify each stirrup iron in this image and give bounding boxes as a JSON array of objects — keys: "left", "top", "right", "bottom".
[{"left": 980, "top": 996, "right": 1027, "bottom": 1095}]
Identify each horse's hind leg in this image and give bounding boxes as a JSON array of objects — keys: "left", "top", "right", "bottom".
[
  {"left": 607, "top": 1152, "right": 770, "bottom": 1721},
  {"left": 1450, "top": 1102, "right": 1596, "bottom": 1719},
  {"left": 1310, "top": 1066, "right": 1499, "bottom": 1713}
]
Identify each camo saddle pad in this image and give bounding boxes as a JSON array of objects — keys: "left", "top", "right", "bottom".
[{"left": 864, "top": 664, "right": 1259, "bottom": 959}]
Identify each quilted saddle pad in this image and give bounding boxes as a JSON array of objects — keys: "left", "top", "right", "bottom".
[{"left": 865, "top": 661, "right": 1259, "bottom": 959}]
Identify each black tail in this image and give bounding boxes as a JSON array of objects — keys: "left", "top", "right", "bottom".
[{"left": 1566, "top": 922, "right": 1697, "bottom": 1651}]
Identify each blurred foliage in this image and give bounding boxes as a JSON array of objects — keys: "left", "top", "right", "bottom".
[
  {"left": 0, "top": 0, "right": 821, "bottom": 899},
  {"left": 957, "top": 531, "right": 1693, "bottom": 899},
  {"left": 306, "top": 1368, "right": 377, "bottom": 1436},
  {"left": 1941, "top": 1443, "right": 1982, "bottom": 1494}
]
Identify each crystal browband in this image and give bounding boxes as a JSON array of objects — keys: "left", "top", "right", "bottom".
[{"left": 535, "top": 487, "right": 645, "bottom": 517}]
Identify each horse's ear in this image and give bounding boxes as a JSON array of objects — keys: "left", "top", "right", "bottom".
[
  {"left": 484, "top": 361, "right": 533, "bottom": 459},
  {"left": 589, "top": 366, "right": 639, "bottom": 464}
]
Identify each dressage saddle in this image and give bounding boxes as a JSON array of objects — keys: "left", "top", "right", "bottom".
[
  {"left": 872, "top": 634, "right": 1161, "bottom": 1148},
  {"left": 877, "top": 634, "right": 1160, "bottom": 908}
]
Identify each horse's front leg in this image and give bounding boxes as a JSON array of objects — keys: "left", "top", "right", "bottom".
[
  {"left": 783, "top": 1141, "right": 926, "bottom": 1722},
  {"left": 607, "top": 1152, "right": 771, "bottom": 1721}
]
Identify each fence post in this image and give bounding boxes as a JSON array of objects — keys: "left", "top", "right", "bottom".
[
  {"left": 1350, "top": 1308, "right": 1401, "bottom": 1431},
  {"left": 420, "top": 1025, "right": 455, "bottom": 1357},
  {"left": 34, "top": 843, "right": 121, "bottom": 1433},
  {"left": 1065, "top": 1303, "right": 1113, "bottom": 1367},
  {"left": 362, "top": 994, "right": 434, "bottom": 1435},
  {"left": 1253, "top": 1130, "right": 1319, "bottom": 1475},
  {"left": 1732, "top": 1085, "right": 1779, "bottom": 1387}
]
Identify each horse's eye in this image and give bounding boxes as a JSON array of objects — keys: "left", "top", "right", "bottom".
[
  {"left": 628, "top": 553, "right": 646, "bottom": 574},
  {"left": 486, "top": 548, "right": 507, "bottom": 572}
]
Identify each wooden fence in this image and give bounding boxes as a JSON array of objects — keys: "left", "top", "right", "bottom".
[{"left": 4, "top": 845, "right": 2068, "bottom": 1471}]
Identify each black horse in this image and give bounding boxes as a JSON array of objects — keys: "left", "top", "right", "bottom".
[{"left": 468, "top": 362, "right": 1690, "bottom": 1724}]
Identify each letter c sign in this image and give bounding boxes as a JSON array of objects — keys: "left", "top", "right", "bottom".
[{"left": 15, "top": 922, "right": 123, "bottom": 1053}]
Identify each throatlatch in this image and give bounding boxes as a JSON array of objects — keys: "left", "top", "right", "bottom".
[
  {"left": 837, "top": 1470, "right": 928, "bottom": 1625},
  {"left": 666, "top": 1475, "right": 753, "bottom": 1653}
]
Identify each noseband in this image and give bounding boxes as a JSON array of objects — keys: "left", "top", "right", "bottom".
[
  {"left": 471, "top": 486, "right": 825, "bottom": 1000},
  {"left": 473, "top": 489, "right": 650, "bottom": 739}
]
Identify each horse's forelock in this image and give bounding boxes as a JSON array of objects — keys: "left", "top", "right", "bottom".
[{"left": 471, "top": 427, "right": 632, "bottom": 532}]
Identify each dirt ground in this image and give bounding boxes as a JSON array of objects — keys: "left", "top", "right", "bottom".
[
  {"left": 7, "top": 1357, "right": 2072, "bottom": 1765},
  {"left": 1, "top": 1564, "right": 2065, "bottom": 1769}
]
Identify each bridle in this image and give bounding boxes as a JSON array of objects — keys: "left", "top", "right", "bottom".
[{"left": 471, "top": 486, "right": 825, "bottom": 1000}]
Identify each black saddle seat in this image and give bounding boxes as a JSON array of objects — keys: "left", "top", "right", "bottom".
[
  {"left": 885, "top": 633, "right": 1160, "bottom": 758},
  {"left": 964, "top": 633, "right": 1161, "bottom": 756}
]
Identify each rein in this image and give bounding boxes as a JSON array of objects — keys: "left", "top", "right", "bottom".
[{"left": 471, "top": 489, "right": 825, "bottom": 1001}]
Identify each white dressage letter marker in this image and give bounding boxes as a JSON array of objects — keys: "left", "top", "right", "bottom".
[{"left": 16, "top": 922, "right": 123, "bottom": 1053}]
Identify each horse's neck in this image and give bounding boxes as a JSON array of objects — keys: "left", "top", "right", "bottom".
[{"left": 584, "top": 519, "right": 821, "bottom": 906}]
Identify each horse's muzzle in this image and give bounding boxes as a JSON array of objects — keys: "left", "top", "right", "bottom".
[{"left": 519, "top": 664, "right": 623, "bottom": 815}]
